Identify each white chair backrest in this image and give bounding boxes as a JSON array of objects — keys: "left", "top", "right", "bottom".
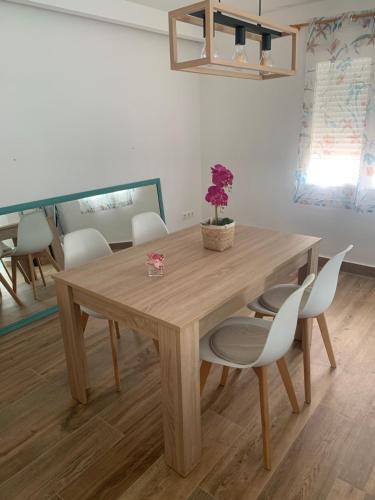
[
  {"left": 15, "top": 211, "right": 53, "bottom": 255},
  {"left": 254, "top": 274, "right": 315, "bottom": 366},
  {"left": 64, "top": 228, "right": 112, "bottom": 270},
  {"left": 302, "top": 245, "right": 353, "bottom": 317},
  {"left": 131, "top": 212, "right": 168, "bottom": 246}
]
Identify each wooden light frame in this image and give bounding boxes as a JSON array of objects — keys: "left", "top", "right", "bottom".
[{"left": 168, "top": 0, "right": 298, "bottom": 80}]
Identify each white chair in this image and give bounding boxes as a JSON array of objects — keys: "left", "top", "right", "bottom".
[
  {"left": 200, "top": 274, "right": 315, "bottom": 470},
  {"left": 64, "top": 228, "right": 122, "bottom": 391},
  {"left": 9, "top": 212, "right": 61, "bottom": 299},
  {"left": 131, "top": 212, "right": 168, "bottom": 246},
  {"left": 248, "top": 245, "right": 353, "bottom": 404},
  {"left": 0, "top": 243, "right": 23, "bottom": 306}
]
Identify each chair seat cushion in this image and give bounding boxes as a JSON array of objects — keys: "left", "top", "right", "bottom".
[
  {"left": 81, "top": 306, "right": 106, "bottom": 320},
  {"left": 259, "top": 284, "right": 310, "bottom": 313},
  {"left": 209, "top": 317, "right": 269, "bottom": 365}
]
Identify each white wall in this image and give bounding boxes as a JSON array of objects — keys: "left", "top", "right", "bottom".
[
  {"left": 0, "top": 1, "right": 202, "bottom": 232},
  {"left": 201, "top": 0, "right": 375, "bottom": 266},
  {"left": 2, "top": 0, "right": 375, "bottom": 266}
]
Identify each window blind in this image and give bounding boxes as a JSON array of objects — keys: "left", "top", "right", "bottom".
[{"left": 306, "top": 57, "right": 372, "bottom": 187}]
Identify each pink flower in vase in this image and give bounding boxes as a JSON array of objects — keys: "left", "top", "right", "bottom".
[
  {"left": 204, "top": 163, "right": 233, "bottom": 225},
  {"left": 146, "top": 252, "right": 165, "bottom": 270},
  {"left": 205, "top": 185, "right": 228, "bottom": 207},
  {"left": 211, "top": 164, "right": 233, "bottom": 188}
]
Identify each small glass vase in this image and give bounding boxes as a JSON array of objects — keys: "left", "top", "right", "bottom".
[{"left": 147, "top": 264, "right": 164, "bottom": 277}]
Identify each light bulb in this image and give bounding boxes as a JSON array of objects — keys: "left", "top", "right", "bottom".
[
  {"left": 260, "top": 49, "right": 273, "bottom": 68},
  {"left": 200, "top": 39, "right": 219, "bottom": 59},
  {"left": 200, "top": 39, "right": 206, "bottom": 58},
  {"left": 232, "top": 44, "right": 248, "bottom": 64},
  {"left": 260, "top": 33, "right": 273, "bottom": 74},
  {"left": 232, "top": 25, "right": 248, "bottom": 64}
]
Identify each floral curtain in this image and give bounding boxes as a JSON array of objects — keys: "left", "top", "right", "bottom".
[
  {"left": 295, "top": 11, "right": 375, "bottom": 212},
  {"left": 79, "top": 189, "right": 133, "bottom": 214}
]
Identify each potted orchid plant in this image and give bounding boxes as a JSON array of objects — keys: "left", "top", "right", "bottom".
[{"left": 201, "top": 164, "right": 235, "bottom": 252}]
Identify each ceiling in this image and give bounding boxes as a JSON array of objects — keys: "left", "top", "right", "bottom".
[{"left": 127, "top": 0, "right": 319, "bottom": 13}]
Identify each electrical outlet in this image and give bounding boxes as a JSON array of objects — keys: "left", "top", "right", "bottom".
[{"left": 182, "top": 210, "right": 194, "bottom": 220}]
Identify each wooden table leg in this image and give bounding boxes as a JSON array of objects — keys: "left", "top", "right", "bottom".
[
  {"left": 56, "top": 282, "right": 88, "bottom": 404},
  {"left": 158, "top": 321, "right": 201, "bottom": 477},
  {"left": 295, "top": 244, "right": 320, "bottom": 341}
]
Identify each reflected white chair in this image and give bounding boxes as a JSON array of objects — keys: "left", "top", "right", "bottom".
[
  {"left": 9, "top": 212, "right": 61, "bottom": 300},
  {"left": 64, "top": 228, "right": 122, "bottom": 391},
  {"left": 200, "top": 275, "right": 315, "bottom": 470},
  {"left": 0, "top": 241, "right": 13, "bottom": 279},
  {"left": 2, "top": 241, "right": 31, "bottom": 286},
  {"left": 0, "top": 243, "right": 23, "bottom": 306},
  {"left": 131, "top": 212, "right": 168, "bottom": 246},
  {"left": 248, "top": 245, "right": 353, "bottom": 404}
]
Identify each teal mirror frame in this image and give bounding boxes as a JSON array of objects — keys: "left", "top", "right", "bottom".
[{"left": 0, "top": 178, "right": 165, "bottom": 336}]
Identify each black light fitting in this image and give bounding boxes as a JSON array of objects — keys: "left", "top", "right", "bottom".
[{"left": 192, "top": 0, "right": 281, "bottom": 41}]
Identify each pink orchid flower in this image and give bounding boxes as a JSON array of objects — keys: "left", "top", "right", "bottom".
[
  {"left": 211, "top": 164, "right": 233, "bottom": 188},
  {"left": 204, "top": 164, "right": 233, "bottom": 225}
]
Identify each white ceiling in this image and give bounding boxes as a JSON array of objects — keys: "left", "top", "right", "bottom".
[{"left": 127, "top": 0, "right": 318, "bottom": 13}]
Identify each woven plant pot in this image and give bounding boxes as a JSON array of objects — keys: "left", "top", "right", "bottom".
[{"left": 201, "top": 220, "right": 235, "bottom": 252}]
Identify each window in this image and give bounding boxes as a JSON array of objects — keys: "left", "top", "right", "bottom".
[
  {"left": 79, "top": 189, "right": 133, "bottom": 214},
  {"left": 295, "top": 12, "right": 375, "bottom": 212},
  {"left": 306, "top": 57, "right": 372, "bottom": 188}
]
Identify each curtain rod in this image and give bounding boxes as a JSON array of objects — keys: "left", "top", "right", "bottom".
[{"left": 292, "top": 10, "right": 375, "bottom": 30}]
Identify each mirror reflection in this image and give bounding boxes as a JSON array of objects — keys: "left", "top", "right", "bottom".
[{"left": 0, "top": 183, "right": 162, "bottom": 330}]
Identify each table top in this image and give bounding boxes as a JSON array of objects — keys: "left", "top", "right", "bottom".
[{"left": 54, "top": 224, "right": 320, "bottom": 328}]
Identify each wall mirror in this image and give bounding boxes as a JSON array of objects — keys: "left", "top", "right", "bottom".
[{"left": 0, "top": 178, "right": 164, "bottom": 335}]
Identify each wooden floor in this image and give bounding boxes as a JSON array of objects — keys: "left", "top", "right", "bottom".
[
  {"left": 0, "top": 262, "right": 57, "bottom": 328},
  {"left": 0, "top": 271, "right": 375, "bottom": 500}
]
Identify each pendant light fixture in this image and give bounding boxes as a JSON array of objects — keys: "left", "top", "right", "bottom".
[
  {"left": 200, "top": 10, "right": 219, "bottom": 59},
  {"left": 232, "top": 25, "right": 248, "bottom": 64},
  {"left": 260, "top": 33, "right": 273, "bottom": 69},
  {"left": 168, "top": 0, "right": 298, "bottom": 80}
]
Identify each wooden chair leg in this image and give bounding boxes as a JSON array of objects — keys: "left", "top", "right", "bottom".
[
  {"left": 152, "top": 338, "right": 160, "bottom": 353},
  {"left": 276, "top": 357, "right": 299, "bottom": 413},
  {"left": 0, "top": 272, "right": 23, "bottom": 306},
  {"left": 27, "top": 254, "right": 38, "bottom": 300},
  {"left": 253, "top": 365, "right": 271, "bottom": 470},
  {"left": 44, "top": 249, "right": 61, "bottom": 272},
  {"left": 36, "top": 258, "right": 47, "bottom": 287},
  {"left": 32, "top": 259, "right": 38, "bottom": 281},
  {"left": 1, "top": 258, "right": 12, "bottom": 281},
  {"left": 200, "top": 360, "right": 212, "bottom": 393},
  {"left": 295, "top": 318, "right": 304, "bottom": 343},
  {"left": 301, "top": 318, "right": 312, "bottom": 404},
  {"left": 254, "top": 312, "right": 264, "bottom": 319},
  {"left": 11, "top": 256, "right": 17, "bottom": 292},
  {"left": 219, "top": 366, "right": 229, "bottom": 387},
  {"left": 317, "top": 313, "right": 337, "bottom": 368},
  {"left": 80, "top": 312, "right": 89, "bottom": 333},
  {"left": 17, "top": 261, "right": 31, "bottom": 284},
  {"left": 115, "top": 322, "right": 121, "bottom": 339},
  {"left": 108, "top": 320, "right": 121, "bottom": 392}
]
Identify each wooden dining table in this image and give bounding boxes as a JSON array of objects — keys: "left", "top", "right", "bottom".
[{"left": 54, "top": 224, "right": 320, "bottom": 477}]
